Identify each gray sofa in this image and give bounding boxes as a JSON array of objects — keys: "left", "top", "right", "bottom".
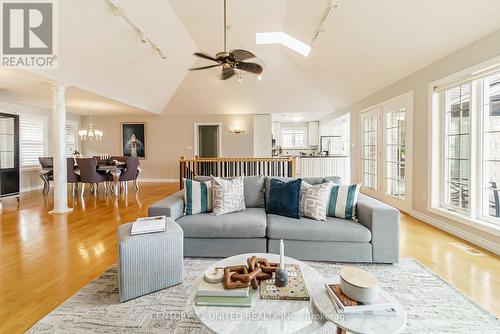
[{"left": 148, "top": 176, "right": 400, "bottom": 263}]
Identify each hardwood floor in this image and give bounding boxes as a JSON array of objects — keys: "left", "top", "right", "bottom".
[{"left": 0, "top": 183, "right": 498, "bottom": 333}]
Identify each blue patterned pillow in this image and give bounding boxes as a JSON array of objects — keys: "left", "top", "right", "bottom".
[
  {"left": 327, "top": 184, "right": 361, "bottom": 220},
  {"left": 183, "top": 178, "right": 212, "bottom": 215},
  {"left": 266, "top": 178, "right": 302, "bottom": 219}
]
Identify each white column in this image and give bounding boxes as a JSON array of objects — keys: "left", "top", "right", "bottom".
[{"left": 49, "top": 82, "right": 73, "bottom": 214}]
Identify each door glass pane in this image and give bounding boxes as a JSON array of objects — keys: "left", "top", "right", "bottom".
[
  {"left": 483, "top": 73, "right": 500, "bottom": 220},
  {"left": 0, "top": 117, "right": 15, "bottom": 169},
  {"left": 385, "top": 108, "right": 406, "bottom": 199},
  {"left": 361, "top": 114, "right": 377, "bottom": 189},
  {"left": 444, "top": 84, "right": 471, "bottom": 211}
]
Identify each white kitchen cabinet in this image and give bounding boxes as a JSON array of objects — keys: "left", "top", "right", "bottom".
[{"left": 308, "top": 121, "right": 319, "bottom": 146}]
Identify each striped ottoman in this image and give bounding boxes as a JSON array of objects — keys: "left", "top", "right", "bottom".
[{"left": 117, "top": 219, "right": 183, "bottom": 302}]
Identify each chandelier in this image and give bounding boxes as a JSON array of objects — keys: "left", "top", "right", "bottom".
[{"left": 79, "top": 105, "right": 103, "bottom": 141}]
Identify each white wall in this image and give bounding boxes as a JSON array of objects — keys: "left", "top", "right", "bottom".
[
  {"left": 81, "top": 114, "right": 256, "bottom": 181},
  {"left": 338, "top": 28, "right": 500, "bottom": 253},
  {"left": 0, "top": 100, "right": 81, "bottom": 192},
  {"left": 253, "top": 114, "right": 272, "bottom": 157}
]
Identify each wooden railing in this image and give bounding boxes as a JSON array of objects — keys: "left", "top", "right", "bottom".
[{"left": 179, "top": 157, "right": 296, "bottom": 189}]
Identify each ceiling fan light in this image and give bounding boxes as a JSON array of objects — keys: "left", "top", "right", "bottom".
[{"left": 257, "top": 74, "right": 263, "bottom": 81}]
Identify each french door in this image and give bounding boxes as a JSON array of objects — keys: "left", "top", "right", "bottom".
[{"left": 360, "top": 92, "right": 413, "bottom": 212}]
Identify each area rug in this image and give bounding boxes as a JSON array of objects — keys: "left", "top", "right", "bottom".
[{"left": 28, "top": 258, "right": 498, "bottom": 334}]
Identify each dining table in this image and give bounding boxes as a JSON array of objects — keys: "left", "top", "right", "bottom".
[{"left": 40, "top": 162, "right": 127, "bottom": 197}]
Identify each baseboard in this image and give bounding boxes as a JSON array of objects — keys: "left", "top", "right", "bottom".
[
  {"left": 20, "top": 184, "right": 44, "bottom": 193},
  {"left": 138, "top": 178, "right": 178, "bottom": 183},
  {"left": 410, "top": 210, "right": 500, "bottom": 255}
]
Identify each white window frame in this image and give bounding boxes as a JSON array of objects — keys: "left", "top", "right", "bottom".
[
  {"left": 66, "top": 119, "right": 79, "bottom": 156},
  {"left": 359, "top": 91, "right": 414, "bottom": 212},
  {"left": 19, "top": 113, "right": 48, "bottom": 170},
  {"left": 360, "top": 108, "right": 379, "bottom": 194},
  {"left": 429, "top": 55, "right": 500, "bottom": 235},
  {"left": 281, "top": 127, "right": 308, "bottom": 149}
]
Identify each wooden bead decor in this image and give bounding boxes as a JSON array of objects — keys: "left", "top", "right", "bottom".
[{"left": 222, "top": 256, "right": 280, "bottom": 290}]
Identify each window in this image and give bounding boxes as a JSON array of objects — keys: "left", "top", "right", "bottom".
[
  {"left": 385, "top": 108, "right": 406, "bottom": 199},
  {"left": 281, "top": 128, "right": 306, "bottom": 148},
  {"left": 361, "top": 113, "right": 377, "bottom": 190},
  {"left": 432, "top": 68, "right": 500, "bottom": 225},
  {"left": 20, "top": 113, "right": 46, "bottom": 168},
  {"left": 483, "top": 73, "right": 500, "bottom": 220},
  {"left": 66, "top": 120, "right": 79, "bottom": 155},
  {"left": 444, "top": 84, "right": 471, "bottom": 212}
]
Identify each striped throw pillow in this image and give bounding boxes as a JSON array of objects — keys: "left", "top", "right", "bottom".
[
  {"left": 327, "top": 184, "right": 361, "bottom": 220},
  {"left": 183, "top": 178, "right": 212, "bottom": 215}
]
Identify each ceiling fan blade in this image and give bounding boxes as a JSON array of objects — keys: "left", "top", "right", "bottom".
[
  {"left": 189, "top": 64, "right": 222, "bottom": 71},
  {"left": 231, "top": 49, "right": 255, "bottom": 61},
  {"left": 193, "top": 52, "right": 219, "bottom": 62},
  {"left": 235, "top": 62, "right": 263, "bottom": 74},
  {"left": 221, "top": 66, "right": 235, "bottom": 80}
]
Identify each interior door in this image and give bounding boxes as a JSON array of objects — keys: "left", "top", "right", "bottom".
[
  {"left": 359, "top": 92, "right": 413, "bottom": 212},
  {"left": 198, "top": 125, "right": 219, "bottom": 158}
]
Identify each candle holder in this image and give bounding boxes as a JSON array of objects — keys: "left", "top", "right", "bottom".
[{"left": 275, "top": 239, "right": 289, "bottom": 287}]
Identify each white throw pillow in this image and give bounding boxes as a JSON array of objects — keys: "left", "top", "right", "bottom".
[
  {"left": 327, "top": 184, "right": 362, "bottom": 220},
  {"left": 211, "top": 176, "right": 246, "bottom": 216},
  {"left": 300, "top": 181, "right": 334, "bottom": 221},
  {"left": 183, "top": 178, "right": 212, "bottom": 215}
]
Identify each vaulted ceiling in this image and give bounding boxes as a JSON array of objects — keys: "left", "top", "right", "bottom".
[{"left": 2, "top": 0, "right": 500, "bottom": 116}]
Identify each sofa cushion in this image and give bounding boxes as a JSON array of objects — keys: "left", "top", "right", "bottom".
[
  {"left": 266, "top": 178, "right": 302, "bottom": 219},
  {"left": 265, "top": 176, "right": 341, "bottom": 204},
  {"left": 211, "top": 176, "right": 246, "bottom": 215},
  {"left": 267, "top": 214, "right": 372, "bottom": 242},
  {"left": 177, "top": 208, "right": 267, "bottom": 238},
  {"left": 183, "top": 178, "right": 212, "bottom": 215},
  {"left": 194, "top": 175, "right": 265, "bottom": 208},
  {"left": 327, "top": 183, "right": 361, "bottom": 220}
]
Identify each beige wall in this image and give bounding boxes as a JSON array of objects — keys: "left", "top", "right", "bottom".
[
  {"left": 81, "top": 114, "right": 256, "bottom": 181},
  {"left": 0, "top": 100, "right": 81, "bottom": 192},
  {"left": 338, "top": 28, "right": 500, "bottom": 252}
]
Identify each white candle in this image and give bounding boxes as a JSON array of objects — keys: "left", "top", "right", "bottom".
[{"left": 280, "top": 239, "right": 285, "bottom": 269}]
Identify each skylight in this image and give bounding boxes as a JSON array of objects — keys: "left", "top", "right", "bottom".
[{"left": 255, "top": 32, "right": 311, "bottom": 57}]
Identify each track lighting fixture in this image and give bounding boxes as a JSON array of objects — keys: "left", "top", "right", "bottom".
[{"left": 104, "top": 0, "right": 167, "bottom": 60}]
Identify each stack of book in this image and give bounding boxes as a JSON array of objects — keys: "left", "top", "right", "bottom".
[
  {"left": 130, "top": 216, "right": 167, "bottom": 235},
  {"left": 325, "top": 283, "right": 396, "bottom": 316},
  {"left": 196, "top": 280, "right": 252, "bottom": 307}
]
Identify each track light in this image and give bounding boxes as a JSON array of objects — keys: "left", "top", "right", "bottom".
[
  {"left": 257, "top": 74, "right": 263, "bottom": 81},
  {"left": 104, "top": 0, "right": 166, "bottom": 60}
]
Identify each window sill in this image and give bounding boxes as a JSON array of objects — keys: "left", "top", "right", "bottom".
[{"left": 429, "top": 206, "right": 500, "bottom": 237}]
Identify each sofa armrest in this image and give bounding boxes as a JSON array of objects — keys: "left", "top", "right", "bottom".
[
  {"left": 356, "top": 193, "right": 400, "bottom": 263},
  {"left": 148, "top": 190, "right": 184, "bottom": 221}
]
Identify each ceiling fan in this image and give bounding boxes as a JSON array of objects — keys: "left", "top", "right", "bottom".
[{"left": 189, "top": 0, "right": 263, "bottom": 80}]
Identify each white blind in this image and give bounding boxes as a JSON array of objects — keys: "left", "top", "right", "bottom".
[
  {"left": 66, "top": 120, "right": 78, "bottom": 155},
  {"left": 20, "top": 114, "right": 47, "bottom": 167}
]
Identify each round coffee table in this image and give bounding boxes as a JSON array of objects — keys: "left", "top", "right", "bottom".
[
  {"left": 193, "top": 253, "right": 327, "bottom": 334},
  {"left": 313, "top": 278, "right": 407, "bottom": 334}
]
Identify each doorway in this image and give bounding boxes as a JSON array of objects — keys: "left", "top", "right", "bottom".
[{"left": 194, "top": 123, "right": 221, "bottom": 158}]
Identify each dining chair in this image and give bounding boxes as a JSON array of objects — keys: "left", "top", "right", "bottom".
[
  {"left": 490, "top": 181, "right": 500, "bottom": 218},
  {"left": 76, "top": 158, "right": 112, "bottom": 196},
  {"left": 67, "top": 157, "right": 80, "bottom": 196},
  {"left": 38, "top": 157, "right": 53, "bottom": 196},
  {"left": 119, "top": 157, "right": 140, "bottom": 193}
]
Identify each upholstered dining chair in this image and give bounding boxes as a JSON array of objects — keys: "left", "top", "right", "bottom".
[
  {"left": 38, "top": 157, "right": 53, "bottom": 196},
  {"left": 67, "top": 157, "right": 80, "bottom": 196},
  {"left": 76, "top": 158, "right": 112, "bottom": 196},
  {"left": 118, "top": 157, "right": 140, "bottom": 193}
]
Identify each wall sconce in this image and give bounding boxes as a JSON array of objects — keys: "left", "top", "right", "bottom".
[{"left": 230, "top": 127, "right": 246, "bottom": 134}]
